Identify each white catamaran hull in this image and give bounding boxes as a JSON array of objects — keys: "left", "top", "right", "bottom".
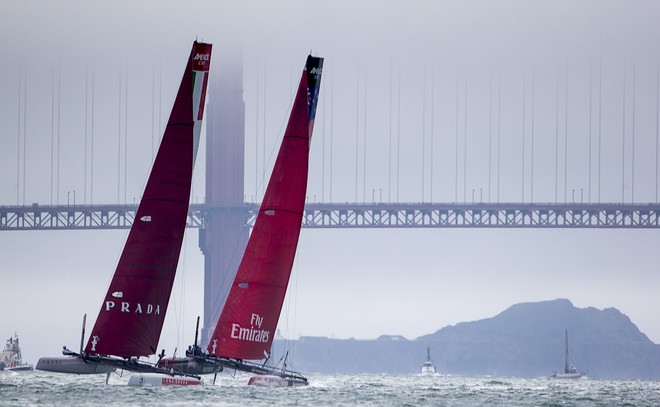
[
  {"left": 35, "top": 356, "right": 115, "bottom": 374},
  {"left": 128, "top": 373, "right": 202, "bottom": 386}
]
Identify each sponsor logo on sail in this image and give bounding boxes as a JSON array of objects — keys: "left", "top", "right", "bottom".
[
  {"left": 230, "top": 313, "right": 270, "bottom": 343},
  {"left": 105, "top": 300, "right": 161, "bottom": 314},
  {"left": 192, "top": 52, "right": 210, "bottom": 69},
  {"left": 112, "top": 291, "right": 123, "bottom": 298},
  {"left": 91, "top": 335, "right": 99, "bottom": 352},
  {"left": 310, "top": 67, "right": 322, "bottom": 76}
]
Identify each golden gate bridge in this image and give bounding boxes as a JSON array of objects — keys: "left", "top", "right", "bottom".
[{"left": 2, "top": 49, "right": 660, "bottom": 340}]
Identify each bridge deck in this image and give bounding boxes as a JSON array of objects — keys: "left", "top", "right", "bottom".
[{"left": 2, "top": 203, "right": 660, "bottom": 230}]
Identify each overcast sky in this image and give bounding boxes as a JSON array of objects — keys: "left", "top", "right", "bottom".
[{"left": 2, "top": 0, "right": 660, "bottom": 365}]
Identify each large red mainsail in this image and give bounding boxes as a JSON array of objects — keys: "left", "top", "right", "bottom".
[
  {"left": 208, "top": 56, "right": 323, "bottom": 360},
  {"left": 84, "top": 42, "right": 212, "bottom": 358}
]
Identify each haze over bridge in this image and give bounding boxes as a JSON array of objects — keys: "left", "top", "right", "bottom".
[{"left": 3, "top": 48, "right": 660, "bottom": 344}]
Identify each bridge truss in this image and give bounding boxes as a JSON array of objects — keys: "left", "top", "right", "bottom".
[{"left": 2, "top": 203, "right": 660, "bottom": 230}]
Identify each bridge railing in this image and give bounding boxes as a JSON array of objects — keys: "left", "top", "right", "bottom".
[{"left": 2, "top": 202, "right": 660, "bottom": 230}]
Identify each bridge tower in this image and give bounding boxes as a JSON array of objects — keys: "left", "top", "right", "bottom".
[{"left": 200, "top": 47, "right": 249, "bottom": 345}]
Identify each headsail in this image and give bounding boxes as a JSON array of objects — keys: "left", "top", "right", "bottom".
[
  {"left": 84, "top": 42, "right": 212, "bottom": 358},
  {"left": 207, "top": 56, "right": 323, "bottom": 360}
]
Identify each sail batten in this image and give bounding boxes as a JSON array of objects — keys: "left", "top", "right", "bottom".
[{"left": 84, "top": 42, "right": 212, "bottom": 358}]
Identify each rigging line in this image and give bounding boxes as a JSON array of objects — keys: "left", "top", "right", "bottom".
[
  {"left": 176, "top": 232, "right": 189, "bottom": 350},
  {"left": 151, "top": 65, "right": 156, "bottom": 161},
  {"left": 159, "top": 61, "right": 162, "bottom": 151},
  {"left": 656, "top": 54, "right": 659, "bottom": 203},
  {"left": 151, "top": 63, "right": 155, "bottom": 161},
  {"left": 206, "top": 224, "right": 247, "bottom": 337},
  {"left": 292, "top": 260, "right": 299, "bottom": 363}
]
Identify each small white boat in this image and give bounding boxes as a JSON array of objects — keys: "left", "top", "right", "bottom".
[
  {"left": 420, "top": 346, "right": 437, "bottom": 375},
  {"left": 1, "top": 334, "right": 33, "bottom": 372}
]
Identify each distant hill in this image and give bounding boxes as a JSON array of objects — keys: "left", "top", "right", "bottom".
[{"left": 272, "top": 299, "right": 660, "bottom": 379}]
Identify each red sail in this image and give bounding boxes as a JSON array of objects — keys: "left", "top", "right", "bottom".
[
  {"left": 84, "top": 42, "right": 212, "bottom": 358},
  {"left": 208, "top": 66, "right": 313, "bottom": 360}
]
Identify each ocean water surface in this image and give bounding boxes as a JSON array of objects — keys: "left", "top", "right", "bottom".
[{"left": 1, "top": 370, "right": 659, "bottom": 406}]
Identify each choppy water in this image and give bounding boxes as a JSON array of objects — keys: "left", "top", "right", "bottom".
[{"left": 1, "top": 370, "right": 659, "bottom": 406}]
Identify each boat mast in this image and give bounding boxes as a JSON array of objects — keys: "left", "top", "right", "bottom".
[
  {"left": 80, "top": 314, "right": 87, "bottom": 355},
  {"left": 564, "top": 329, "right": 570, "bottom": 373}
]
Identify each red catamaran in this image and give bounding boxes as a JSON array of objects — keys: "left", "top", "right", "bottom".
[
  {"left": 158, "top": 55, "right": 323, "bottom": 386},
  {"left": 36, "top": 41, "right": 212, "bottom": 385}
]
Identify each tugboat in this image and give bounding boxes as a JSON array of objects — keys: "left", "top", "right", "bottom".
[
  {"left": 420, "top": 346, "right": 437, "bottom": 375},
  {"left": 1, "top": 333, "right": 33, "bottom": 371}
]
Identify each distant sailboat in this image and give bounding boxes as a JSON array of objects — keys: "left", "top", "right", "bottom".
[
  {"left": 419, "top": 346, "right": 436, "bottom": 375},
  {"left": 36, "top": 41, "right": 212, "bottom": 386},
  {"left": 157, "top": 54, "right": 323, "bottom": 387},
  {"left": 551, "top": 329, "right": 585, "bottom": 379}
]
